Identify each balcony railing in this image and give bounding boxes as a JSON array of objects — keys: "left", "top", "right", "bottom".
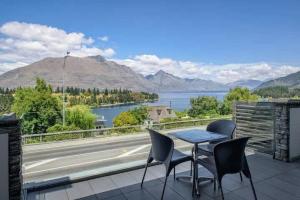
[{"left": 21, "top": 117, "right": 231, "bottom": 145}]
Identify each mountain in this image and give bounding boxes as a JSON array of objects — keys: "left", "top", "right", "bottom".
[
  {"left": 226, "top": 79, "right": 263, "bottom": 90},
  {"left": 256, "top": 70, "right": 300, "bottom": 89},
  {"left": 146, "top": 70, "right": 228, "bottom": 92},
  {"left": 0, "top": 55, "right": 154, "bottom": 91},
  {"left": 0, "top": 56, "right": 228, "bottom": 92}
]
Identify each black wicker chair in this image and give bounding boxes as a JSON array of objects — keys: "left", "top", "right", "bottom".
[
  {"left": 198, "top": 137, "right": 257, "bottom": 200},
  {"left": 141, "top": 129, "right": 193, "bottom": 200},
  {"left": 190, "top": 120, "right": 242, "bottom": 182}
]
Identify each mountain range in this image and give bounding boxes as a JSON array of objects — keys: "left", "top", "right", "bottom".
[
  {"left": 145, "top": 70, "right": 228, "bottom": 92},
  {"left": 0, "top": 55, "right": 230, "bottom": 92},
  {"left": 226, "top": 79, "right": 263, "bottom": 90},
  {"left": 0, "top": 55, "right": 280, "bottom": 92},
  {"left": 256, "top": 70, "right": 300, "bottom": 89}
]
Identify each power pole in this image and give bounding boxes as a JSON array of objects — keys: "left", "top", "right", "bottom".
[{"left": 62, "top": 51, "right": 70, "bottom": 126}]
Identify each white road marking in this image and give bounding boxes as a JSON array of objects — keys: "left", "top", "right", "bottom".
[
  {"left": 117, "top": 144, "right": 150, "bottom": 158},
  {"left": 24, "top": 158, "right": 57, "bottom": 170},
  {"left": 23, "top": 145, "right": 191, "bottom": 176}
]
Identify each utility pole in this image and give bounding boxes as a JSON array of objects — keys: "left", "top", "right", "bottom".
[{"left": 62, "top": 51, "right": 70, "bottom": 126}]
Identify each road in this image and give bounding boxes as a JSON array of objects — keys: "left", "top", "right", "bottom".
[{"left": 23, "top": 127, "right": 203, "bottom": 184}]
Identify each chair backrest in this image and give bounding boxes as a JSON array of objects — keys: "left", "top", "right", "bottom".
[
  {"left": 206, "top": 119, "right": 236, "bottom": 139},
  {"left": 213, "top": 137, "right": 250, "bottom": 179},
  {"left": 147, "top": 129, "right": 174, "bottom": 163}
]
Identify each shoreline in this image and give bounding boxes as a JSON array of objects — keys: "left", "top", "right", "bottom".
[{"left": 93, "top": 99, "right": 158, "bottom": 108}]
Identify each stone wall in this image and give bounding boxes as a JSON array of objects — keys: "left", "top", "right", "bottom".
[
  {"left": 273, "top": 100, "right": 300, "bottom": 162},
  {"left": 235, "top": 100, "right": 300, "bottom": 162},
  {"left": 274, "top": 103, "right": 289, "bottom": 161},
  {"left": 0, "top": 117, "right": 22, "bottom": 200}
]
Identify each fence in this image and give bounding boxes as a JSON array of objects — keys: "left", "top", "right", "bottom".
[
  {"left": 233, "top": 101, "right": 274, "bottom": 154},
  {"left": 21, "top": 117, "right": 231, "bottom": 145}
]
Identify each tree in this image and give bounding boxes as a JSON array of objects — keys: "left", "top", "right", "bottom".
[
  {"left": 66, "top": 105, "right": 96, "bottom": 130},
  {"left": 12, "top": 78, "right": 62, "bottom": 134},
  {"left": 220, "top": 87, "right": 259, "bottom": 115},
  {"left": 0, "top": 94, "right": 14, "bottom": 115},
  {"left": 188, "top": 96, "right": 219, "bottom": 117},
  {"left": 129, "top": 106, "right": 148, "bottom": 124},
  {"left": 113, "top": 111, "right": 139, "bottom": 127}
]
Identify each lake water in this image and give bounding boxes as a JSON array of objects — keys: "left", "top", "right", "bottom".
[{"left": 92, "top": 92, "right": 227, "bottom": 127}]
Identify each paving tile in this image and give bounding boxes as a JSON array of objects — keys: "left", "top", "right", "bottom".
[
  {"left": 232, "top": 185, "right": 274, "bottom": 200},
  {"left": 123, "top": 189, "right": 155, "bottom": 200},
  {"left": 88, "top": 176, "right": 118, "bottom": 194},
  {"left": 66, "top": 181, "right": 95, "bottom": 200},
  {"left": 110, "top": 172, "right": 138, "bottom": 188},
  {"left": 95, "top": 188, "right": 122, "bottom": 199},
  {"left": 104, "top": 194, "right": 126, "bottom": 200},
  {"left": 40, "top": 186, "right": 69, "bottom": 200},
  {"left": 75, "top": 195, "right": 98, "bottom": 200},
  {"left": 26, "top": 154, "right": 300, "bottom": 200},
  {"left": 26, "top": 191, "right": 43, "bottom": 200},
  {"left": 262, "top": 176, "right": 300, "bottom": 198},
  {"left": 253, "top": 181, "right": 297, "bottom": 200}
]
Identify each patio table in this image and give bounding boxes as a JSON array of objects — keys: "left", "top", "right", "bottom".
[{"left": 169, "top": 129, "right": 228, "bottom": 196}]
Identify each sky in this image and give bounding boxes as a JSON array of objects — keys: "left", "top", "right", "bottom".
[{"left": 0, "top": 0, "right": 300, "bottom": 83}]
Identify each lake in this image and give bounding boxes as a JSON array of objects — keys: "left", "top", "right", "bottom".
[{"left": 92, "top": 91, "right": 227, "bottom": 127}]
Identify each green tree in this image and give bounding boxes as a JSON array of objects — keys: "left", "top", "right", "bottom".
[
  {"left": 129, "top": 106, "right": 148, "bottom": 124},
  {"left": 188, "top": 96, "right": 219, "bottom": 117},
  {"left": 0, "top": 94, "right": 14, "bottom": 115},
  {"left": 220, "top": 87, "right": 259, "bottom": 115},
  {"left": 12, "top": 78, "right": 62, "bottom": 134},
  {"left": 66, "top": 105, "right": 96, "bottom": 130},
  {"left": 113, "top": 111, "right": 139, "bottom": 127}
]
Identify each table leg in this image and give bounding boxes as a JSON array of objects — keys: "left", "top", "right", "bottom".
[
  {"left": 175, "top": 144, "right": 214, "bottom": 197},
  {"left": 193, "top": 143, "right": 200, "bottom": 196}
]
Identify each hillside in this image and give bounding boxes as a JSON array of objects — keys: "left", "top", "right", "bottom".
[
  {"left": 226, "top": 79, "right": 263, "bottom": 89},
  {"left": 0, "top": 56, "right": 229, "bottom": 92},
  {"left": 0, "top": 55, "right": 154, "bottom": 91},
  {"left": 256, "top": 70, "right": 300, "bottom": 89},
  {"left": 146, "top": 70, "right": 228, "bottom": 92}
]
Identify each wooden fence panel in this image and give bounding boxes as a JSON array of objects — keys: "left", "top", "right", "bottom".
[{"left": 233, "top": 102, "right": 274, "bottom": 154}]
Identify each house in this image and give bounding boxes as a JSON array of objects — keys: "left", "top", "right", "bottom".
[{"left": 148, "top": 106, "right": 176, "bottom": 123}]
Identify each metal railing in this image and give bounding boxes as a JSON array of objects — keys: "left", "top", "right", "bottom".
[{"left": 21, "top": 117, "right": 231, "bottom": 145}]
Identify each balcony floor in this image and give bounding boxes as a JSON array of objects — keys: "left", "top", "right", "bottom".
[{"left": 26, "top": 153, "right": 300, "bottom": 200}]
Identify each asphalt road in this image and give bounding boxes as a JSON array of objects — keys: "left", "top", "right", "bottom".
[{"left": 22, "top": 128, "right": 202, "bottom": 184}]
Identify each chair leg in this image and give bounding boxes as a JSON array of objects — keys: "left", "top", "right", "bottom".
[
  {"left": 190, "top": 160, "right": 193, "bottom": 176},
  {"left": 141, "top": 163, "right": 149, "bottom": 188},
  {"left": 239, "top": 172, "right": 243, "bottom": 182},
  {"left": 173, "top": 167, "right": 176, "bottom": 180},
  {"left": 161, "top": 175, "right": 169, "bottom": 200},
  {"left": 213, "top": 178, "right": 216, "bottom": 191},
  {"left": 218, "top": 179, "right": 224, "bottom": 200},
  {"left": 249, "top": 177, "right": 258, "bottom": 200}
]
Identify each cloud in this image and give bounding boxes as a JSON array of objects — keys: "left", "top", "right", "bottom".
[
  {"left": 0, "top": 21, "right": 115, "bottom": 72},
  {"left": 98, "top": 36, "right": 109, "bottom": 42},
  {"left": 113, "top": 55, "right": 300, "bottom": 83},
  {"left": 0, "top": 21, "right": 299, "bottom": 83}
]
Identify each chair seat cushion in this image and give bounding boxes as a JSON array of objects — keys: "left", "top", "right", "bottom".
[{"left": 171, "top": 149, "right": 193, "bottom": 166}]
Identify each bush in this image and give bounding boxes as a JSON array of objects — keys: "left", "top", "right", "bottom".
[
  {"left": 113, "top": 111, "right": 139, "bottom": 127},
  {"left": 188, "top": 96, "right": 219, "bottom": 117},
  {"left": 47, "top": 124, "right": 80, "bottom": 132},
  {"left": 66, "top": 105, "right": 96, "bottom": 130}
]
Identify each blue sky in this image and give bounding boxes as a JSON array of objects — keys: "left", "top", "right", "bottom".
[{"left": 0, "top": 0, "right": 300, "bottom": 83}]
